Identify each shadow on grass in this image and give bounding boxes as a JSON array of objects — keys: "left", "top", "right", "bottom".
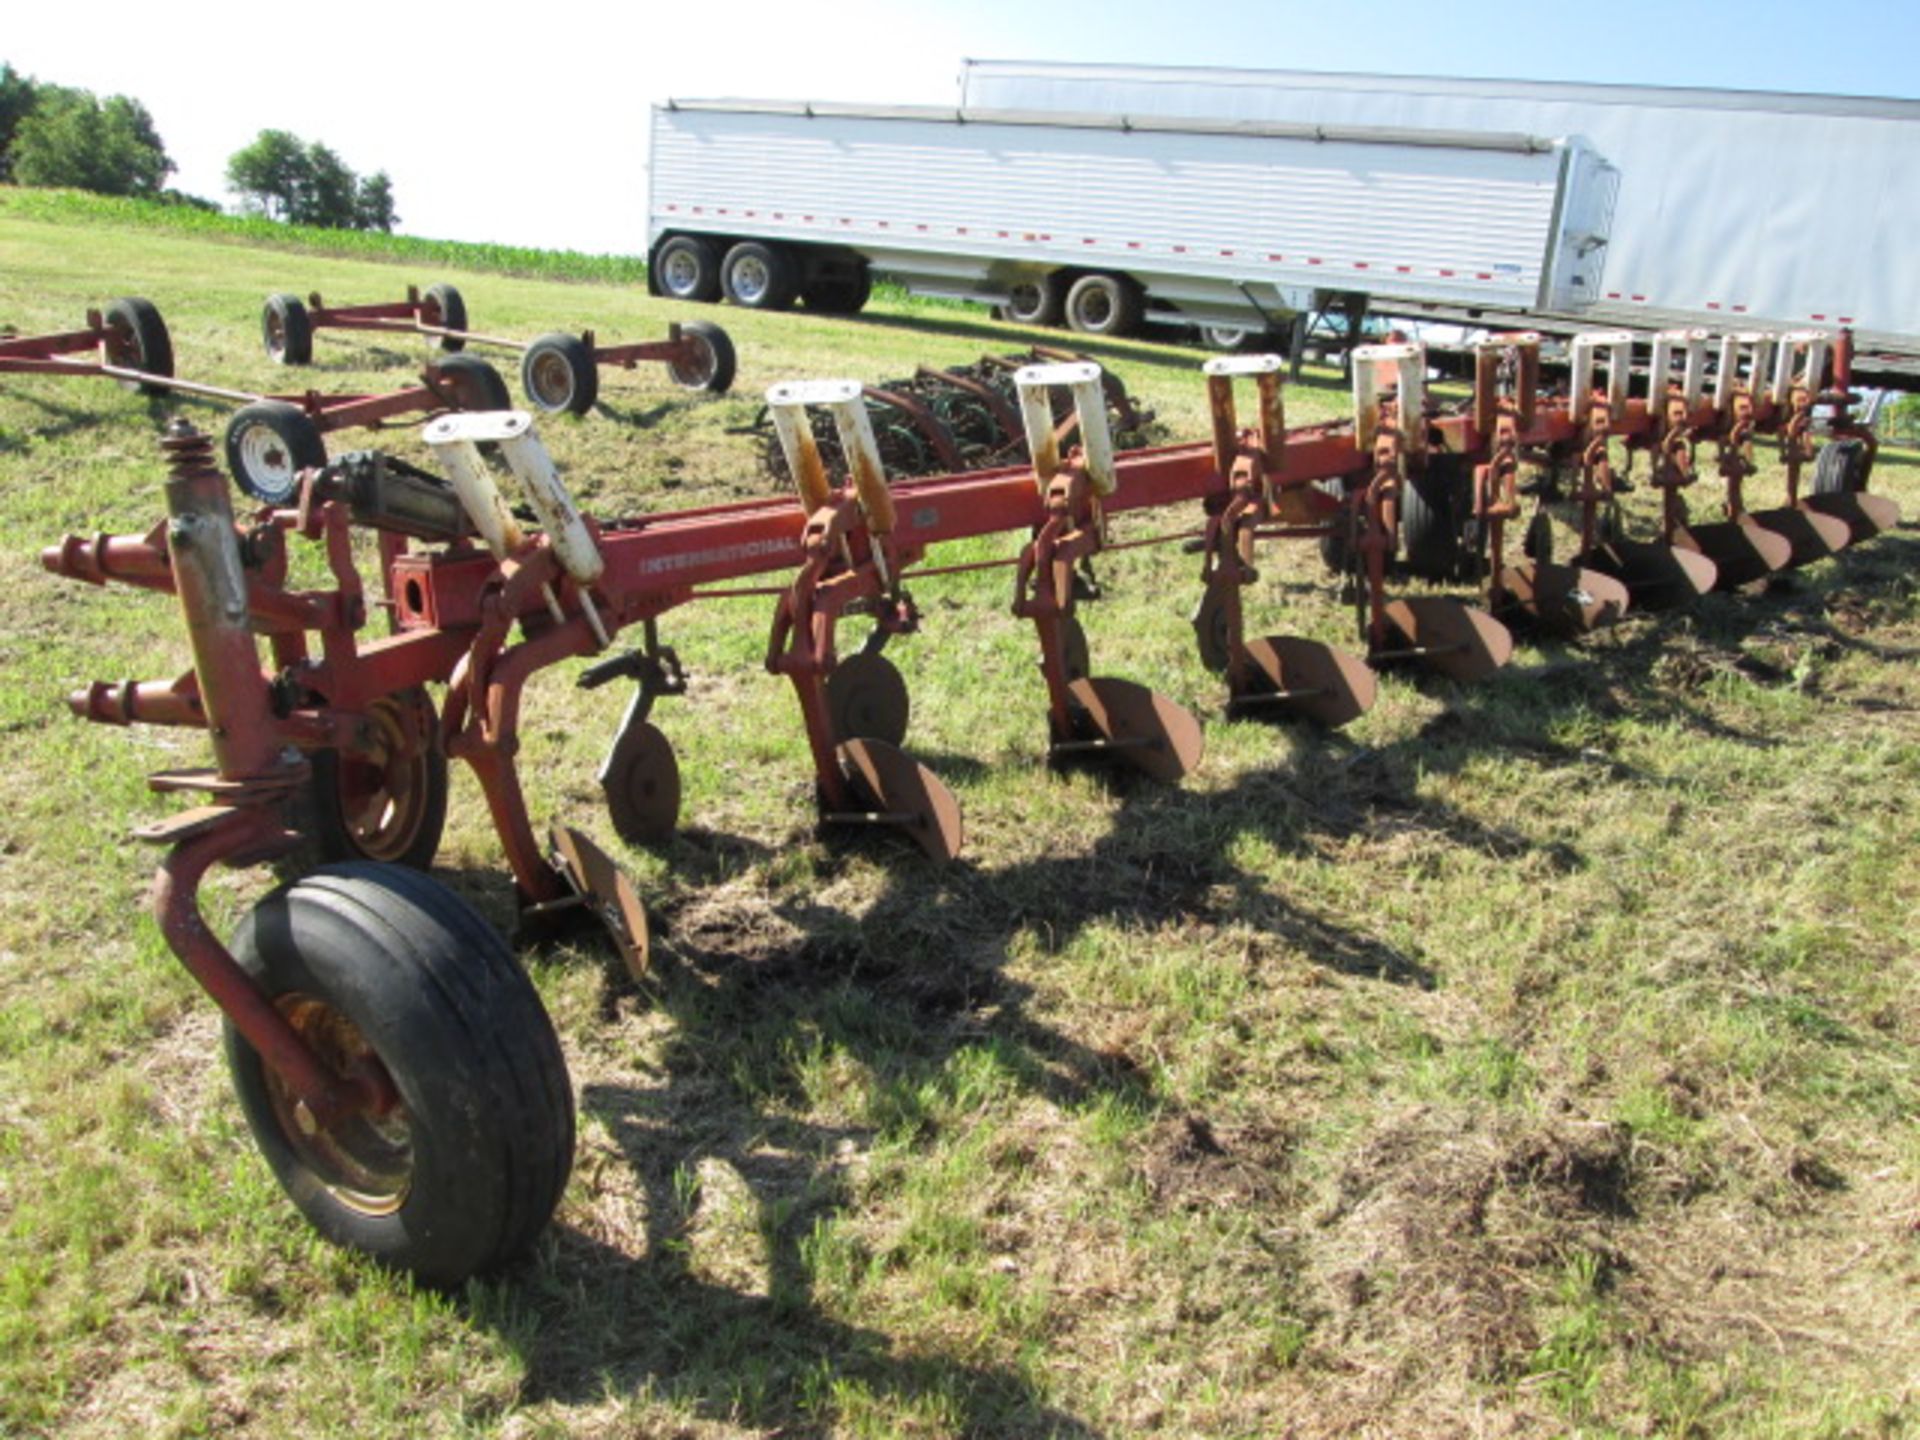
[{"left": 450, "top": 507, "right": 1913, "bottom": 1431}]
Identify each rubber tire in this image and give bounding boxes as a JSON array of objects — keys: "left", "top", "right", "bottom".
[
  {"left": 225, "top": 400, "right": 329, "bottom": 505},
  {"left": 1400, "top": 457, "right": 1471, "bottom": 581},
  {"left": 652, "top": 235, "right": 723, "bottom": 303},
  {"left": 520, "top": 332, "right": 599, "bottom": 416},
  {"left": 300, "top": 687, "right": 449, "bottom": 870},
  {"left": 720, "top": 241, "right": 799, "bottom": 311},
  {"left": 224, "top": 863, "right": 574, "bottom": 1287},
  {"left": 423, "top": 284, "right": 467, "bottom": 353},
  {"left": 103, "top": 296, "right": 173, "bottom": 395},
  {"left": 1063, "top": 273, "right": 1143, "bottom": 338},
  {"left": 260, "top": 293, "right": 313, "bottom": 365},
  {"left": 668, "top": 319, "right": 736, "bottom": 394},
  {"left": 1810, "top": 438, "right": 1867, "bottom": 496},
  {"left": 429, "top": 354, "right": 512, "bottom": 411},
  {"left": 995, "top": 275, "right": 1062, "bottom": 327},
  {"left": 1201, "top": 324, "right": 1262, "bottom": 353},
  {"left": 800, "top": 265, "right": 873, "bottom": 315}
]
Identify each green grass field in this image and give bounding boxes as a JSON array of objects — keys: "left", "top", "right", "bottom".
[{"left": 1, "top": 189, "right": 1916, "bottom": 1439}]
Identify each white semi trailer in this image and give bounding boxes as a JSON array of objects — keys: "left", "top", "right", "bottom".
[
  {"left": 645, "top": 99, "right": 1618, "bottom": 348},
  {"left": 959, "top": 60, "right": 1920, "bottom": 380}
]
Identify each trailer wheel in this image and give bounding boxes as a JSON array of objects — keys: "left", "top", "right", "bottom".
[
  {"left": 721, "top": 242, "right": 798, "bottom": 310},
  {"left": 995, "top": 275, "right": 1062, "bottom": 328},
  {"left": 226, "top": 401, "right": 328, "bottom": 506},
  {"left": 520, "top": 333, "right": 599, "bottom": 416},
  {"left": 653, "top": 235, "right": 722, "bottom": 303},
  {"left": 1201, "top": 324, "right": 1262, "bottom": 353},
  {"left": 667, "top": 320, "right": 736, "bottom": 394},
  {"left": 1810, "top": 438, "right": 1868, "bottom": 496},
  {"left": 223, "top": 863, "right": 575, "bottom": 1287},
  {"left": 300, "top": 687, "right": 449, "bottom": 869},
  {"left": 429, "top": 354, "right": 512, "bottom": 411},
  {"left": 103, "top": 297, "right": 173, "bottom": 395},
  {"left": 1064, "top": 273, "right": 1142, "bottom": 338},
  {"left": 262, "top": 293, "right": 313, "bottom": 365},
  {"left": 423, "top": 284, "right": 467, "bottom": 352},
  {"left": 800, "top": 266, "right": 873, "bottom": 315},
  {"left": 1400, "top": 457, "right": 1472, "bottom": 581}
]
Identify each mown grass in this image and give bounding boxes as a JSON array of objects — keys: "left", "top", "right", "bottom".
[{"left": 1, "top": 203, "right": 1917, "bottom": 1438}]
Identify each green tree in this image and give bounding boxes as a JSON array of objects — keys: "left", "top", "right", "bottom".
[
  {"left": 0, "top": 63, "right": 37, "bottom": 183},
  {"left": 9, "top": 86, "right": 173, "bottom": 197},
  {"left": 290, "top": 142, "right": 357, "bottom": 227},
  {"left": 226, "top": 128, "right": 398, "bottom": 231},
  {"left": 225, "top": 128, "right": 306, "bottom": 220},
  {"left": 355, "top": 171, "right": 398, "bottom": 232}
]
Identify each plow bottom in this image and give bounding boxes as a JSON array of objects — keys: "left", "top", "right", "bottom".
[
  {"left": 1677, "top": 520, "right": 1794, "bottom": 590},
  {"left": 832, "top": 738, "right": 965, "bottom": 861},
  {"left": 1497, "top": 561, "right": 1632, "bottom": 636},
  {"left": 1055, "top": 676, "right": 1206, "bottom": 784},
  {"left": 1747, "top": 505, "right": 1853, "bottom": 567},
  {"left": 1577, "top": 539, "right": 1718, "bottom": 610},
  {"left": 1377, "top": 598, "right": 1514, "bottom": 683},
  {"left": 1229, "top": 636, "right": 1378, "bottom": 728}
]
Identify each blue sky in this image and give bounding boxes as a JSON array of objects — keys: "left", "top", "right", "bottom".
[{"left": 5, "top": 0, "right": 1915, "bottom": 252}]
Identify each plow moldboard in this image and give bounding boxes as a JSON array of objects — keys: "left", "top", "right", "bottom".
[
  {"left": 1232, "top": 636, "right": 1377, "bottom": 727},
  {"left": 1378, "top": 598, "right": 1514, "bottom": 682},
  {"left": 551, "top": 823, "right": 652, "bottom": 981},
  {"left": 1578, "top": 539, "right": 1717, "bottom": 610},
  {"left": 837, "top": 737, "right": 964, "bottom": 861},
  {"left": 1678, "top": 520, "right": 1793, "bottom": 590},
  {"left": 1497, "top": 561, "right": 1631, "bottom": 636},
  {"left": 1747, "top": 505, "right": 1852, "bottom": 567},
  {"left": 1065, "top": 676, "right": 1206, "bottom": 784},
  {"left": 1805, "top": 490, "right": 1900, "bottom": 545}
]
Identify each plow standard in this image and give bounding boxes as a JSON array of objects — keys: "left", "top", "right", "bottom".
[{"left": 40, "top": 327, "right": 1896, "bottom": 1283}]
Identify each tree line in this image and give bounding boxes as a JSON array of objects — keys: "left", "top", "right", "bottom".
[{"left": 1, "top": 61, "right": 397, "bottom": 231}]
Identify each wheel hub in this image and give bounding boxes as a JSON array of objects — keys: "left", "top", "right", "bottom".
[{"left": 265, "top": 994, "right": 410, "bottom": 1216}]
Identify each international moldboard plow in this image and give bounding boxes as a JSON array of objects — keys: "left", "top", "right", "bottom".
[{"left": 36, "top": 326, "right": 1897, "bottom": 1285}]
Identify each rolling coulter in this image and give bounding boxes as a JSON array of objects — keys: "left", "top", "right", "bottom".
[
  {"left": 37, "top": 328, "right": 1895, "bottom": 1283},
  {"left": 260, "top": 282, "right": 736, "bottom": 414}
]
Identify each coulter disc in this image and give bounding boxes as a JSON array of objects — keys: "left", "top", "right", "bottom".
[
  {"left": 600, "top": 717, "right": 681, "bottom": 845},
  {"left": 825, "top": 651, "right": 911, "bottom": 748}
]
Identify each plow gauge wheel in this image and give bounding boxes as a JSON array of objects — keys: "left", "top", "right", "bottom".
[
  {"left": 825, "top": 651, "right": 911, "bottom": 747},
  {"left": 550, "top": 824, "right": 652, "bottom": 982},
  {"left": 836, "top": 738, "right": 964, "bottom": 862},
  {"left": 1233, "top": 637, "right": 1377, "bottom": 728},
  {"left": 599, "top": 717, "right": 681, "bottom": 846}
]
